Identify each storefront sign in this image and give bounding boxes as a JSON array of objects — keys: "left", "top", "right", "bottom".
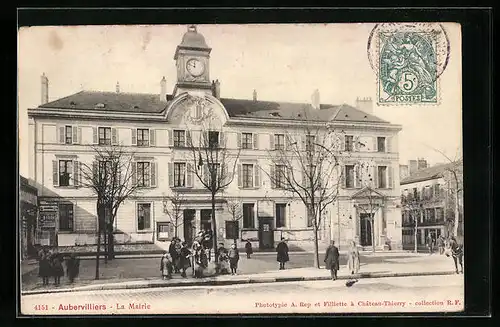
[
  {"left": 38, "top": 201, "right": 58, "bottom": 229},
  {"left": 257, "top": 200, "right": 274, "bottom": 218}
]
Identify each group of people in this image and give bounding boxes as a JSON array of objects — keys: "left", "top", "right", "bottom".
[
  {"left": 162, "top": 237, "right": 198, "bottom": 279},
  {"left": 426, "top": 233, "right": 464, "bottom": 274},
  {"left": 324, "top": 240, "right": 360, "bottom": 281},
  {"left": 37, "top": 246, "right": 80, "bottom": 286}
]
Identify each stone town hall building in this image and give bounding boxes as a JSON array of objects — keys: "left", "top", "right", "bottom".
[{"left": 27, "top": 26, "right": 403, "bottom": 251}]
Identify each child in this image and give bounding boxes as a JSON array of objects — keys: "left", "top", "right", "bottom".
[
  {"left": 228, "top": 243, "right": 240, "bottom": 275},
  {"left": 160, "top": 252, "right": 173, "bottom": 280},
  {"left": 245, "top": 240, "right": 253, "bottom": 259}
]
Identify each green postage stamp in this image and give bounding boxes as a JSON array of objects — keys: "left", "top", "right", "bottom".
[{"left": 368, "top": 23, "right": 450, "bottom": 105}]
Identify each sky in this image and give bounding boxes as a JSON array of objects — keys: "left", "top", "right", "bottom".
[{"left": 18, "top": 24, "right": 462, "bottom": 176}]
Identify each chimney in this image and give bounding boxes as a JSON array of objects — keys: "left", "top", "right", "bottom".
[
  {"left": 41, "top": 73, "right": 49, "bottom": 105},
  {"left": 160, "top": 76, "right": 167, "bottom": 102},
  {"left": 253, "top": 89, "right": 257, "bottom": 101},
  {"left": 116, "top": 81, "right": 120, "bottom": 93},
  {"left": 311, "top": 89, "right": 320, "bottom": 109},
  {"left": 212, "top": 79, "right": 220, "bottom": 99},
  {"left": 408, "top": 160, "right": 418, "bottom": 175},
  {"left": 355, "top": 97, "right": 373, "bottom": 114}
]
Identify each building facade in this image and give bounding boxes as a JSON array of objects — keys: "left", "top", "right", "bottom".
[
  {"left": 20, "top": 176, "right": 38, "bottom": 259},
  {"left": 400, "top": 161, "right": 463, "bottom": 251},
  {"left": 27, "top": 25, "right": 403, "bottom": 251}
]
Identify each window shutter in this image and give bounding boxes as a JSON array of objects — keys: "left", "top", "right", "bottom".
[
  {"left": 92, "top": 161, "right": 98, "bottom": 181},
  {"left": 58, "top": 126, "right": 65, "bottom": 144},
  {"left": 131, "top": 129, "right": 137, "bottom": 146},
  {"left": 150, "top": 162, "right": 157, "bottom": 187},
  {"left": 388, "top": 166, "right": 394, "bottom": 188},
  {"left": 285, "top": 135, "right": 293, "bottom": 150},
  {"left": 302, "top": 169, "right": 307, "bottom": 188},
  {"left": 203, "top": 164, "right": 209, "bottom": 185},
  {"left": 73, "top": 160, "right": 79, "bottom": 186},
  {"left": 92, "top": 127, "right": 98, "bottom": 144},
  {"left": 354, "top": 164, "right": 360, "bottom": 188},
  {"left": 111, "top": 128, "right": 118, "bottom": 145},
  {"left": 131, "top": 162, "right": 137, "bottom": 186},
  {"left": 186, "top": 131, "right": 192, "bottom": 147},
  {"left": 72, "top": 126, "right": 78, "bottom": 144},
  {"left": 219, "top": 131, "right": 226, "bottom": 148},
  {"left": 78, "top": 127, "right": 82, "bottom": 144},
  {"left": 354, "top": 135, "right": 360, "bottom": 152},
  {"left": 339, "top": 134, "right": 346, "bottom": 152},
  {"left": 373, "top": 166, "right": 378, "bottom": 188},
  {"left": 387, "top": 136, "right": 393, "bottom": 153},
  {"left": 237, "top": 133, "right": 242, "bottom": 149},
  {"left": 301, "top": 135, "right": 306, "bottom": 151},
  {"left": 253, "top": 133, "right": 259, "bottom": 150},
  {"left": 52, "top": 160, "right": 59, "bottom": 186},
  {"left": 186, "top": 163, "right": 193, "bottom": 187},
  {"left": 270, "top": 134, "right": 275, "bottom": 150},
  {"left": 168, "top": 162, "right": 173, "bottom": 187},
  {"left": 254, "top": 164, "right": 260, "bottom": 188},
  {"left": 270, "top": 165, "right": 276, "bottom": 189},
  {"left": 340, "top": 165, "right": 346, "bottom": 188},
  {"left": 150, "top": 129, "right": 156, "bottom": 146},
  {"left": 167, "top": 130, "right": 173, "bottom": 147},
  {"left": 237, "top": 164, "right": 242, "bottom": 188}
]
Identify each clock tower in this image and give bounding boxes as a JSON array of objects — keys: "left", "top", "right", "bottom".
[{"left": 173, "top": 25, "right": 212, "bottom": 97}]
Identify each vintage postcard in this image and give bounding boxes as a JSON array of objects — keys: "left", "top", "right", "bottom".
[{"left": 18, "top": 23, "right": 463, "bottom": 315}]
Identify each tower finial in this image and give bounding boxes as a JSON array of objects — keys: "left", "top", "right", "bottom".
[{"left": 188, "top": 25, "right": 197, "bottom": 33}]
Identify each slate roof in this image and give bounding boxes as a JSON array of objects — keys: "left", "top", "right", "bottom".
[
  {"left": 37, "top": 91, "right": 388, "bottom": 123},
  {"left": 400, "top": 161, "right": 463, "bottom": 185}
]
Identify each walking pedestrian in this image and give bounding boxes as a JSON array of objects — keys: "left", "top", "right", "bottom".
[
  {"left": 160, "top": 251, "right": 173, "bottom": 280},
  {"left": 245, "top": 240, "right": 253, "bottom": 259},
  {"left": 65, "top": 253, "right": 80, "bottom": 283},
  {"left": 169, "top": 238, "right": 180, "bottom": 274},
  {"left": 276, "top": 238, "right": 289, "bottom": 270},
  {"left": 228, "top": 244, "right": 240, "bottom": 275},
  {"left": 347, "top": 240, "right": 360, "bottom": 275},
  {"left": 437, "top": 234, "right": 445, "bottom": 255},
  {"left": 426, "top": 232, "right": 435, "bottom": 255},
  {"left": 37, "top": 246, "right": 51, "bottom": 286},
  {"left": 324, "top": 240, "right": 340, "bottom": 281},
  {"left": 174, "top": 238, "right": 183, "bottom": 274},
  {"left": 449, "top": 236, "right": 464, "bottom": 274},
  {"left": 50, "top": 252, "right": 64, "bottom": 286},
  {"left": 179, "top": 242, "right": 192, "bottom": 278}
]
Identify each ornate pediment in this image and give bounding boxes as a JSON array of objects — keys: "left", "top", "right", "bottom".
[{"left": 351, "top": 186, "right": 385, "bottom": 199}]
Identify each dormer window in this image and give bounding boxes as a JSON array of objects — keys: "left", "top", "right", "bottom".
[
  {"left": 95, "top": 103, "right": 106, "bottom": 109},
  {"left": 70, "top": 101, "right": 77, "bottom": 106}
]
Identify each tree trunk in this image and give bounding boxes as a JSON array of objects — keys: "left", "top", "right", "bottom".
[
  {"left": 211, "top": 193, "right": 218, "bottom": 264},
  {"left": 108, "top": 228, "right": 115, "bottom": 260},
  {"left": 454, "top": 191, "right": 460, "bottom": 241},
  {"left": 103, "top": 225, "right": 108, "bottom": 264},
  {"left": 310, "top": 211, "right": 320, "bottom": 269},
  {"left": 95, "top": 203, "right": 102, "bottom": 280},
  {"left": 414, "top": 216, "right": 418, "bottom": 253},
  {"left": 371, "top": 218, "right": 375, "bottom": 253}
]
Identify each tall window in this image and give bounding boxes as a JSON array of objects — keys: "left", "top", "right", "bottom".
[
  {"left": 137, "top": 162, "right": 151, "bottom": 187},
  {"left": 225, "top": 221, "right": 239, "bottom": 240},
  {"left": 173, "top": 163, "right": 186, "bottom": 187},
  {"left": 99, "top": 127, "right": 112, "bottom": 145},
  {"left": 137, "top": 203, "right": 151, "bottom": 231},
  {"left": 377, "top": 137, "right": 386, "bottom": 152},
  {"left": 436, "top": 207, "right": 444, "bottom": 221},
  {"left": 345, "top": 165, "right": 355, "bottom": 188},
  {"left": 242, "top": 164, "right": 254, "bottom": 188},
  {"left": 275, "top": 165, "right": 286, "bottom": 189},
  {"left": 59, "top": 160, "right": 73, "bottom": 187},
  {"left": 345, "top": 135, "right": 354, "bottom": 152},
  {"left": 243, "top": 203, "right": 255, "bottom": 229},
  {"left": 137, "top": 129, "right": 149, "bottom": 147},
  {"left": 173, "top": 130, "right": 185, "bottom": 147},
  {"left": 377, "top": 166, "right": 387, "bottom": 188},
  {"left": 305, "top": 135, "right": 316, "bottom": 152},
  {"left": 208, "top": 131, "right": 219, "bottom": 148},
  {"left": 65, "top": 126, "right": 72, "bottom": 144},
  {"left": 275, "top": 134, "right": 285, "bottom": 150},
  {"left": 59, "top": 203, "right": 74, "bottom": 231},
  {"left": 433, "top": 184, "right": 441, "bottom": 198},
  {"left": 242, "top": 133, "right": 253, "bottom": 149},
  {"left": 276, "top": 203, "right": 287, "bottom": 228}
]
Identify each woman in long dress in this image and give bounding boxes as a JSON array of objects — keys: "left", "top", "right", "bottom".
[{"left": 347, "top": 240, "right": 360, "bottom": 275}]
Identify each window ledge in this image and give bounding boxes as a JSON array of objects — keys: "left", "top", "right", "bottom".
[
  {"left": 136, "top": 230, "right": 153, "bottom": 234},
  {"left": 241, "top": 228, "right": 258, "bottom": 231},
  {"left": 54, "top": 186, "right": 81, "bottom": 189},
  {"left": 239, "top": 187, "right": 261, "bottom": 190},
  {"left": 57, "top": 230, "right": 75, "bottom": 234}
]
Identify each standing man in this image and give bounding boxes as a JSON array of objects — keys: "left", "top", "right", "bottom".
[
  {"left": 324, "top": 240, "right": 340, "bottom": 281},
  {"left": 276, "top": 238, "right": 289, "bottom": 270},
  {"left": 437, "top": 234, "right": 445, "bottom": 255},
  {"left": 449, "top": 236, "right": 464, "bottom": 274},
  {"left": 426, "top": 232, "right": 435, "bottom": 255}
]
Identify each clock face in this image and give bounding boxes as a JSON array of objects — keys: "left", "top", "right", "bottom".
[{"left": 186, "top": 58, "right": 205, "bottom": 77}]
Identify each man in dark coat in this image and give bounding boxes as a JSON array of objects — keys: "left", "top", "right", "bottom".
[
  {"left": 38, "top": 246, "right": 52, "bottom": 286},
  {"left": 276, "top": 238, "right": 289, "bottom": 270},
  {"left": 169, "top": 238, "right": 180, "bottom": 273},
  {"left": 449, "top": 236, "right": 464, "bottom": 274},
  {"left": 245, "top": 240, "right": 253, "bottom": 259},
  {"left": 324, "top": 240, "right": 340, "bottom": 280},
  {"left": 65, "top": 253, "right": 80, "bottom": 283},
  {"left": 50, "top": 252, "right": 64, "bottom": 286}
]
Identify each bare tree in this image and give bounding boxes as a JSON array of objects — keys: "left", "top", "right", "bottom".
[
  {"left": 185, "top": 117, "right": 241, "bottom": 266},
  {"left": 163, "top": 191, "right": 187, "bottom": 239},
  {"left": 266, "top": 114, "right": 343, "bottom": 269},
  {"left": 79, "top": 145, "right": 141, "bottom": 279},
  {"left": 225, "top": 199, "right": 244, "bottom": 246},
  {"left": 401, "top": 193, "right": 422, "bottom": 253}
]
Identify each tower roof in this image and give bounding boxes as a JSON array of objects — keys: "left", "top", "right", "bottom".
[{"left": 174, "top": 25, "right": 211, "bottom": 60}]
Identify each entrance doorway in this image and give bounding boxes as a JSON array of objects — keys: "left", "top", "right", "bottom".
[
  {"left": 258, "top": 217, "right": 274, "bottom": 249},
  {"left": 183, "top": 209, "right": 195, "bottom": 246},
  {"left": 360, "top": 213, "right": 373, "bottom": 247}
]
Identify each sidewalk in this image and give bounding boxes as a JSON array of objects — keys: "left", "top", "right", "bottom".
[{"left": 22, "top": 253, "right": 457, "bottom": 295}]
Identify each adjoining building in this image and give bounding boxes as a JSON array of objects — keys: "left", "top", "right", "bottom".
[
  {"left": 26, "top": 25, "right": 403, "bottom": 251},
  {"left": 400, "top": 160, "right": 463, "bottom": 251},
  {"left": 20, "top": 176, "right": 38, "bottom": 259}
]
